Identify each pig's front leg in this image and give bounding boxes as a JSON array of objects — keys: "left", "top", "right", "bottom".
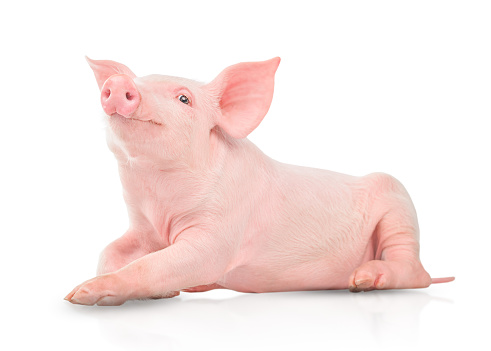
[
  {"left": 65, "top": 230, "right": 231, "bottom": 306},
  {"left": 97, "top": 230, "right": 157, "bottom": 275}
]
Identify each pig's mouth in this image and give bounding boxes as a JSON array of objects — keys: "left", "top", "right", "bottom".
[{"left": 112, "top": 113, "right": 163, "bottom": 126}]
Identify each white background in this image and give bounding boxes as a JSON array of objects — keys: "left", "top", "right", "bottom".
[{"left": 1, "top": 1, "right": 489, "bottom": 350}]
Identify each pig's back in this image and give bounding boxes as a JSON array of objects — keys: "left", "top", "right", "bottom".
[{"left": 219, "top": 162, "right": 377, "bottom": 292}]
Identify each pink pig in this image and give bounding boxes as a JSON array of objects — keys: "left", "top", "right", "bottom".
[{"left": 65, "top": 57, "right": 454, "bottom": 306}]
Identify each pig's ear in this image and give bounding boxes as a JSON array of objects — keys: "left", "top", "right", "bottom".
[
  {"left": 206, "top": 58, "right": 280, "bottom": 139},
  {"left": 86, "top": 56, "right": 137, "bottom": 90}
]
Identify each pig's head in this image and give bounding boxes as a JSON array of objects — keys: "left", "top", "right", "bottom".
[{"left": 87, "top": 57, "right": 280, "bottom": 167}]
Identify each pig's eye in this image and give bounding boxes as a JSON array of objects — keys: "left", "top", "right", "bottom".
[{"left": 178, "top": 95, "right": 189, "bottom": 105}]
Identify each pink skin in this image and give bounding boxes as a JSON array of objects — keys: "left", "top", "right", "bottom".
[
  {"left": 100, "top": 75, "right": 141, "bottom": 118},
  {"left": 65, "top": 57, "right": 454, "bottom": 306}
]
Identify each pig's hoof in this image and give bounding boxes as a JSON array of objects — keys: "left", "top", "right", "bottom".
[
  {"left": 149, "top": 291, "right": 180, "bottom": 299},
  {"left": 65, "top": 274, "right": 127, "bottom": 306},
  {"left": 348, "top": 259, "right": 432, "bottom": 292},
  {"left": 348, "top": 260, "right": 389, "bottom": 292}
]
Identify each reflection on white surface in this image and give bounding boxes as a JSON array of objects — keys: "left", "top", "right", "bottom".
[{"left": 67, "top": 289, "right": 452, "bottom": 351}]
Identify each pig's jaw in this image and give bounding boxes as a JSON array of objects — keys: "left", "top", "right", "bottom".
[{"left": 106, "top": 124, "right": 225, "bottom": 176}]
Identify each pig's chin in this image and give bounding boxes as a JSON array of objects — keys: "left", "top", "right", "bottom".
[{"left": 110, "top": 113, "right": 163, "bottom": 126}]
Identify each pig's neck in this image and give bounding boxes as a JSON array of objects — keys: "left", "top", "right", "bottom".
[{"left": 115, "top": 129, "right": 276, "bottom": 246}]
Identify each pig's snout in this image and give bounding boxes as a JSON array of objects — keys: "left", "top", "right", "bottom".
[{"left": 101, "top": 74, "right": 141, "bottom": 118}]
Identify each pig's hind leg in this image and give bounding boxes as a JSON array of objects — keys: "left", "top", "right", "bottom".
[{"left": 348, "top": 174, "right": 432, "bottom": 292}]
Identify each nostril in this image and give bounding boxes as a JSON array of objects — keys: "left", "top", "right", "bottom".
[{"left": 100, "top": 76, "right": 140, "bottom": 117}]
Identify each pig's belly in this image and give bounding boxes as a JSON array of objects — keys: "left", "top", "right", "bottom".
[
  {"left": 219, "top": 264, "right": 348, "bottom": 293},
  {"left": 218, "top": 226, "right": 377, "bottom": 293},
  {"left": 219, "top": 246, "right": 374, "bottom": 293}
]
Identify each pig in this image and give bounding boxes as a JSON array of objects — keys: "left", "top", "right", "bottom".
[{"left": 65, "top": 57, "right": 454, "bottom": 306}]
